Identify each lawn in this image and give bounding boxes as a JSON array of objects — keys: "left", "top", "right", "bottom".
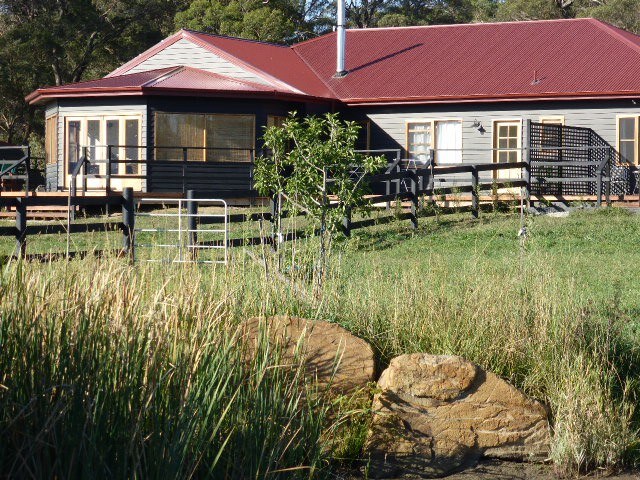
[{"left": 1, "top": 207, "right": 639, "bottom": 478}]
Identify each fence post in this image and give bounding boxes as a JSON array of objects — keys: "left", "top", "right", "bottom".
[
  {"left": 82, "top": 146, "right": 88, "bottom": 194},
  {"left": 605, "top": 153, "right": 612, "bottom": 207},
  {"left": 524, "top": 119, "right": 532, "bottom": 209},
  {"left": 471, "top": 166, "right": 479, "bottom": 219},
  {"left": 428, "top": 149, "right": 435, "bottom": 201},
  {"left": 342, "top": 205, "right": 351, "bottom": 237},
  {"left": 187, "top": 189, "right": 198, "bottom": 260},
  {"left": 15, "top": 197, "right": 27, "bottom": 259},
  {"left": 122, "top": 187, "right": 135, "bottom": 261},
  {"left": 411, "top": 170, "right": 418, "bottom": 229},
  {"left": 596, "top": 162, "right": 603, "bottom": 208},
  {"left": 25, "top": 146, "right": 30, "bottom": 196},
  {"left": 106, "top": 145, "right": 112, "bottom": 196},
  {"left": 385, "top": 173, "right": 391, "bottom": 211},
  {"left": 270, "top": 193, "right": 280, "bottom": 251},
  {"left": 182, "top": 147, "right": 188, "bottom": 194}
]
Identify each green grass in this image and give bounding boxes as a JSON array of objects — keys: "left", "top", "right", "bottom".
[{"left": 1, "top": 207, "right": 640, "bottom": 477}]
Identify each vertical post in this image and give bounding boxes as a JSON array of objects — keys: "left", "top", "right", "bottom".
[
  {"left": 605, "top": 153, "right": 611, "bottom": 207},
  {"left": 106, "top": 145, "right": 112, "bottom": 195},
  {"left": 122, "top": 187, "right": 135, "bottom": 261},
  {"left": 69, "top": 175, "right": 76, "bottom": 222},
  {"left": 182, "top": 147, "right": 188, "bottom": 194},
  {"left": 596, "top": 162, "right": 603, "bottom": 208},
  {"left": 385, "top": 172, "right": 391, "bottom": 211},
  {"left": 428, "top": 149, "right": 435, "bottom": 202},
  {"left": 523, "top": 119, "right": 532, "bottom": 209},
  {"left": 471, "top": 166, "right": 479, "bottom": 219},
  {"left": 15, "top": 197, "right": 27, "bottom": 259},
  {"left": 270, "top": 193, "right": 280, "bottom": 251},
  {"left": 342, "top": 205, "right": 351, "bottom": 237},
  {"left": 187, "top": 189, "right": 198, "bottom": 260},
  {"left": 82, "top": 146, "right": 88, "bottom": 194},
  {"left": 24, "top": 146, "right": 30, "bottom": 196},
  {"left": 410, "top": 170, "right": 418, "bottom": 229}
]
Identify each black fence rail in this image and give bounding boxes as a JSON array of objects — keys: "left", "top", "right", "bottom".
[
  {"left": 0, "top": 192, "right": 134, "bottom": 260},
  {"left": 0, "top": 148, "right": 628, "bottom": 262}
]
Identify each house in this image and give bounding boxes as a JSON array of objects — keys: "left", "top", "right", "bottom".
[{"left": 26, "top": 18, "right": 640, "bottom": 194}]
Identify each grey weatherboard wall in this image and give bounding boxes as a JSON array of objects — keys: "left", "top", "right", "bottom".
[{"left": 344, "top": 98, "right": 640, "bottom": 185}]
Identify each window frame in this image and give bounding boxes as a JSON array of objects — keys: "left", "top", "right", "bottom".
[
  {"left": 45, "top": 115, "right": 58, "bottom": 166},
  {"left": 492, "top": 119, "right": 522, "bottom": 164},
  {"left": 63, "top": 114, "right": 143, "bottom": 185},
  {"left": 617, "top": 115, "right": 639, "bottom": 165},
  {"left": 405, "top": 118, "right": 463, "bottom": 165},
  {"left": 154, "top": 112, "right": 256, "bottom": 163},
  {"left": 539, "top": 116, "right": 565, "bottom": 125}
]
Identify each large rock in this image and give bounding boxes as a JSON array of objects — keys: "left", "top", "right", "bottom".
[
  {"left": 365, "top": 354, "right": 551, "bottom": 478},
  {"left": 242, "top": 316, "right": 375, "bottom": 393}
]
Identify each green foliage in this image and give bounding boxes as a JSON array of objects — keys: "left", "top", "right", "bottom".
[
  {"left": 254, "top": 113, "right": 387, "bottom": 236},
  {"left": 0, "top": 0, "right": 183, "bottom": 143},
  {"left": 174, "top": 0, "right": 295, "bottom": 43}
]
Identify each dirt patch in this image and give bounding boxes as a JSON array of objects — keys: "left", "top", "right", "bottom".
[{"left": 342, "top": 459, "right": 640, "bottom": 479}]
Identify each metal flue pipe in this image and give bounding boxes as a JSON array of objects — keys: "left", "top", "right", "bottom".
[{"left": 335, "top": 0, "right": 347, "bottom": 77}]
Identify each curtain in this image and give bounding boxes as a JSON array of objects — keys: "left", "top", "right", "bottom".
[
  {"left": 435, "top": 121, "right": 462, "bottom": 164},
  {"left": 408, "top": 123, "right": 431, "bottom": 163}
]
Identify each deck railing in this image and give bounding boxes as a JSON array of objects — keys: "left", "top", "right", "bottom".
[{"left": 70, "top": 145, "right": 256, "bottom": 194}]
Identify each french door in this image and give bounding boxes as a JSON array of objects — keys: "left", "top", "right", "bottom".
[{"left": 64, "top": 116, "right": 142, "bottom": 191}]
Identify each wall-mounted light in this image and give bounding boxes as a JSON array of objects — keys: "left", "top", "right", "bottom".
[{"left": 472, "top": 119, "right": 486, "bottom": 134}]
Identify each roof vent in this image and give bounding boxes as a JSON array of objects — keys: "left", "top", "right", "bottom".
[{"left": 334, "top": 0, "right": 347, "bottom": 78}]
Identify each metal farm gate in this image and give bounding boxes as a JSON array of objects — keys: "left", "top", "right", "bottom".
[
  {"left": 529, "top": 122, "right": 632, "bottom": 196},
  {"left": 133, "top": 197, "right": 228, "bottom": 264}
]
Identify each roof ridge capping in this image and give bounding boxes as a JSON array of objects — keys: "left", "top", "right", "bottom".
[
  {"left": 181, "top": 28, "right": 290, "bottom": 47},
  {"left": 290, "top": 18, "right": 595, "bottom": 47},
  {"left": 335, "top": 17, "right": 591, "bottom": 32},
  {"left": 588, "top": 18, "right": 640, "bottom": 55},
  {"left": 153, "top": 65, "right": 281, "bottom": 90}
]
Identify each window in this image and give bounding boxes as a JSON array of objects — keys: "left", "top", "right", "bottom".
[
  {"left": 434, "top": 120, "right": 462, "bottom": 164},
  {"left": 540, "top": 116, "right": 565, "bottom": 125},
  {"left": 539, "top": 117, "right": 563, "bottom": 157},
  {"left": 407, "top": 122, "right": 432, "bottom": 163},
  {"left": 618, "top": 117, "right": 637, "bottom": 164},
  {"left": 407, "top": 119, "right": 462, "bottom": 164},
  {"left": 66, "top": 120, "right": 81, "bottom": 173},
  {"left": 45, "top": 116, "right": 58, "bottom": 165},
  {"left": 155, "top": 113, "right": 254, "bottom": 162},
  {"left": 267, "top": 115, "right": 286, "bottom": 128},
  {"left": 64, "top": 116, "right": 141, "bottom": 177},
  {"left": 493, "top": 121, "right": 521, "bottom": 164}
]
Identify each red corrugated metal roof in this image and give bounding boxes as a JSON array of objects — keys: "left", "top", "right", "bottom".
[
  {"left": 184, "top": 31, "right": 335, "bottom": 98},
  {"left": 27, "top": 18, "right": 640, "bottom": 105},
  {"left": 26, "top": 66, "right": 316, "bottom": 104},
  {"left": 292, "top": 18, "right": 640, "bottom": 103}
]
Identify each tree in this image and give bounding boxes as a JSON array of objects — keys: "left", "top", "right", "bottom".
[
  {"left": 0, "top": 0, "right": 183, "bottom": 144},
  {"left": 254, "top": 113, "right": 386, "bottom": 289},
  {"left": 175, "top": 0, "right": 296, "bottom": 42}
]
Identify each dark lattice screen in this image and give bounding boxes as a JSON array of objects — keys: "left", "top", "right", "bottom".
[{"left": 529, "top": 122, "right": 631, "bottom": 196}]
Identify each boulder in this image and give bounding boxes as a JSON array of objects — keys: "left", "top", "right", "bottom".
[
  {"left": 365, "top": 354, "right": 551, "bottom": 478},
  {"left": 242, "top": 316, "right": 376, "bottom": 393}
]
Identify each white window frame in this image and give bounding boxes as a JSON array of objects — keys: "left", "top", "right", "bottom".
[
  {"left": 617, "top": 115, "right": 639, "bottom": 165},
  {"left": 63, "top": 114, "right": 143, "bottom": 187},
  {"left": 406, "top": 118, "right": 463, "bottom": 165}
]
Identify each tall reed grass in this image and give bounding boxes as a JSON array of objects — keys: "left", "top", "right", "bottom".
[{"left": 1, "top": 209, "right": 639, "bottom": 477}]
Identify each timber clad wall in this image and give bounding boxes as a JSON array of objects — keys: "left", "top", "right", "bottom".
[
  {"left": 44, "top": 102, "right": 59, "bottom": 190},
  {"left": 56, "top": 98, "right": 148, "bottom": 190},
  {"left": 353, "top": 99, "right": 640, "bottom": 185},
  {"left": 146, "top": 97, "right": 326, "bottom": 192},
  {"left": 126, "top": 39, "right": 270, "bottom": 86}
]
